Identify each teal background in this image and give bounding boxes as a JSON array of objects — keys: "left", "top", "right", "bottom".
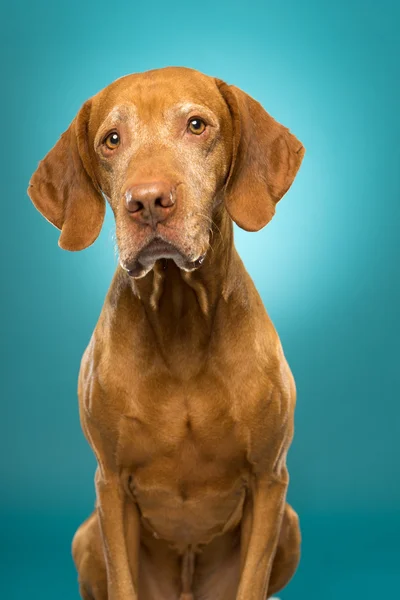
[{"left": 1, "top": 0, "right": 399, "bottom": 598}]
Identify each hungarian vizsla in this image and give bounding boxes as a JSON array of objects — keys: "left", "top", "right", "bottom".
[{"left": 28, "top": 66, "right": 305, "bottom": 600}]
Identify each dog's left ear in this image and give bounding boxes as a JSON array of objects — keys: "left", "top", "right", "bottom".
[
  {"left": 216, "top": 80, "right": 305, "bottom": 231},
  {"left": 27, "top": 99, "right": 105, "bottom": 251}
]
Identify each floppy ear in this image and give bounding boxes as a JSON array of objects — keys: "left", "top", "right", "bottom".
[
  {"left": 216, "top": 80, "right": 305, "bottom": 231},
  {"left": 27, "top": 99, "right": 105, "bottom": 251}
]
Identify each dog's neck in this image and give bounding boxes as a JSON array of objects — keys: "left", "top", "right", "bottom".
[
  {"left": 129, "top": 206, "right": 237, "bottom": 317},
  {"left": 118, "top": 207, "right": 245, "bottom": 373}
]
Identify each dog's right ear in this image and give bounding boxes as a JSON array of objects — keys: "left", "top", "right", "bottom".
[{"left": 27, "top": 100, "right": 105, "bottom": 251}]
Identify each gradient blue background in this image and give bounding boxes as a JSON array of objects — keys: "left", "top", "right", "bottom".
[{"left": 1, "top": 1, "right": 399, "bottom": 598}]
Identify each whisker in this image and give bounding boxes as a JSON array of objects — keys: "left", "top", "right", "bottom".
[{"left": 195, "top": 211, "right": 223, "bottom": 240}]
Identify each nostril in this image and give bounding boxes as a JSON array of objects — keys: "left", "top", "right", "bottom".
[
  {"left": 127, "top": 199, "right": 144, "bottom": 213},
  {"left": 124, "top": 183, "right": 176, "bottom": 221},
  {"left": 157, "top": 192, "right": 175, "bottom": 209}
]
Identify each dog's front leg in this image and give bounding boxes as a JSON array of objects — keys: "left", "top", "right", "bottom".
[
  {"left": 237, "top": 470, "right": 288, "bottom": 600},
  {"left": 95, "top": 467, "right": 140, "bottom": 600}
]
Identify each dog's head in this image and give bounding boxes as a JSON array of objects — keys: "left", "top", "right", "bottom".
[{"left": 28, "top": 67, "right": 305, "bottom": 278}]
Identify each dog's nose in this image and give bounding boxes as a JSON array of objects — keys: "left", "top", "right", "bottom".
[{"left": 124, "top": 181, "right": 176, "bottom": 225}]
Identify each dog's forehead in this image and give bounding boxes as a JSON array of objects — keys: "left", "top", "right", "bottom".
[{"left": 91, "top": 68, "right": 225, "bottom": 127}]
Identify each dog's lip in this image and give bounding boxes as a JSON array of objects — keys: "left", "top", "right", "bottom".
[
  {"left": 138, "top": 238, "right": 181, "bottom": 261},
  {"left": 124, "top": 237, "right": 207, "bottom": 278}
]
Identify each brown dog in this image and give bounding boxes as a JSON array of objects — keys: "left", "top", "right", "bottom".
[{"left": 28, "top": 67, "right": 305, "bottom": 600}]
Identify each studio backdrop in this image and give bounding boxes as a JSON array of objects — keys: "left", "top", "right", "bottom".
[{"left": 1, "top": 1, "right": 399, "bottom": 599}]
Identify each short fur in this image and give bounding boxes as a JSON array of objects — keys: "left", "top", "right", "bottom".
[{"left": 28, "top": 66, "right": 305, "bottom": 600}]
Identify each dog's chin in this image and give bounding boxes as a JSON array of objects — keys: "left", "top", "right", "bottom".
[{"left": 121, "top": 238, "right": 207, "bottom": 279}]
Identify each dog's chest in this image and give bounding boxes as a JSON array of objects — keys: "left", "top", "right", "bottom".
[
  {"left": 115, "top": 369, "right": 251, "bottom": 547},
  {"left": 116, "top": 363, "right": 249, "bottom": 462}
]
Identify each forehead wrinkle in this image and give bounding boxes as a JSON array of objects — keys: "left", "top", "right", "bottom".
[
  {"left": 94, "top": 103, "right": 138, "bottom": 146},
  {"left": 126, "top": 79, "right": 221, "bottom": 116},
  {"left": 95, "top": 73, "right": 226, "bottom": 129},
  {"left": 172, "top": 102, "right": 219, "bottom": 124}
]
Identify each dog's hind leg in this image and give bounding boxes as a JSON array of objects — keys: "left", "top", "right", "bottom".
[
  {"left": 267, "top": 503, "right": 301, "bottom": 598},
  {"left": 72, "top": 510, "right": 108, "bottom": 600},
  {"left": 72, "top": 509, "right": 187, "bottom": 600}
]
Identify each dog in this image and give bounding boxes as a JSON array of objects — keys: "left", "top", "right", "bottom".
[{"left": 28, "top": 66, "right": 305, "bottom": 600}]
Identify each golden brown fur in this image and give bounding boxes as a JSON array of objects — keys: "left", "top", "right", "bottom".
[{"left": 28, "top": 66, "right": 305, "bottom": 600}]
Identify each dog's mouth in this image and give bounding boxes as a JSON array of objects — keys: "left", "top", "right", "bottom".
[{"left": 123, "top": 237, "right": 207, "bottom": 279}]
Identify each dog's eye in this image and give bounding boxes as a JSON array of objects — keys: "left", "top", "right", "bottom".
[
  {"left": 188, "top": 118, "right": 206, "bottom": 135},
  {"left": 104, "top": 132, "right": 120, "bottom": 150}
]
